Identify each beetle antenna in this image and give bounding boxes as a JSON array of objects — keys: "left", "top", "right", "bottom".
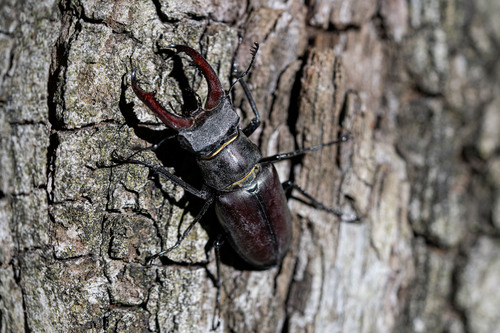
[{"left": 229, "top": 42, "right": 259, "bottom": 93}]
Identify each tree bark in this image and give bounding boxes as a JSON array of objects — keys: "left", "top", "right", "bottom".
[{"left": 1, "top": 0, "right": 499, "bottom": 332}]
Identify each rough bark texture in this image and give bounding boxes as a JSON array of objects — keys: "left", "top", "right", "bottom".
[{"left": 1, "top": 0, "right": 499, "bottom": 332}]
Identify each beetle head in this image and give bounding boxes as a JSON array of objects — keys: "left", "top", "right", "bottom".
[
  {"left": 131, "top": 45, "right": 226, "bottom": 132},
  {"left": 132, "top": 45, "right": 240, "bottom": 156}
]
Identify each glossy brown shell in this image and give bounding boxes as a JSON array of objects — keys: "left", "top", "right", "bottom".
[{"left": 215, "top": 163, "right": 292, "bottom": 268}]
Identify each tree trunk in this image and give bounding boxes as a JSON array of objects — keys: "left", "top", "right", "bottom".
[{"left": 1, "top": 0, "right": 499, "bottom": 332}]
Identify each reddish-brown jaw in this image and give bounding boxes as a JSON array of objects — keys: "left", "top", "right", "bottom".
[
  {"left": 169, "top": 45, "right": 224, "bottom": 111},
  {"left": 131, "top": 45, "right": 225, "bottom": 132},
  {"left": 131, "top": 69, "right": 194, "bottom": 131}
]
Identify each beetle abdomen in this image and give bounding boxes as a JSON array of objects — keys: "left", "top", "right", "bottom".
[{"left": 215, "top": 163, "right": 292, "bottom": 268}]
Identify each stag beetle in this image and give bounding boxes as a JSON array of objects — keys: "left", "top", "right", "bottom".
[{"left": 122, "top": 42, "right": 356, "bottom": 328}]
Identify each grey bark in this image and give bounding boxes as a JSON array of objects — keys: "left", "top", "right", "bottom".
[{"left": 1, "top": 0, "right": 499, "bottom": 332}]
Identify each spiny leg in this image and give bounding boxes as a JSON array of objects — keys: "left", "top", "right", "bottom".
[
  {"left": 282, "top": 181, "right": 358, "bottom": 222},
  {"left": 112, "top": 153, "right": 215, "bottom": 262},
  {"left": 211, "top": 234, "right": 224, "bottom": 331},
  {"left": 263, "top": 134, "right": 356, "bottom": 220},
  {"left": 117, "top": 134, "right": 176, "bottom": 162},
  {"left": 112, "top": 152, "right": 210, "bottom": 200},
  {"left": 240, "top": 78, "right": 261, "bottom": 136},
  {"left": 260, "top": 134, "right": 350, "bottom": 163},
  {"left": 230, "top": 42, "right": 261, "bottom": 136},
  {"left": 148, "top": 196, "right": 215, "bottom": 264}
]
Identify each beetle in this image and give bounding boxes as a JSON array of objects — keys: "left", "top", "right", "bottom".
[{"left": 121, "top": 42, "right": 356, "bottom": 328}]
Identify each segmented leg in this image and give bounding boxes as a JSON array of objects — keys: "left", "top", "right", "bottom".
[
  {"left": 240, "top": 78, "right": 261, "bottom": 136},
  {"left": 112, "top": 153, "right": 215, "bottom": 263},
  {"left": 112, "top": 152, "right": 210, "bottom": 200},
  {"left": 118, "top": 135, "right": 175, "bottom": 161},
  {"left": 260, "top": 134, "right": 350, "bottom": 163},
  {"left": 148, "top": 196, "right": 214, "bottom": 264},
  {"left": 282, "top": 181, "right": 358, "bottom": 222},
  {"left": 230, "top": 42, "right": 261, "bottom": 136},
  {"left": 211, "top": 234, "right": 224, "bottom": 331}
]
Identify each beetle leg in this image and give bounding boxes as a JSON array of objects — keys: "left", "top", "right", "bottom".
[
  {"left": 116, "top": 135, "right": 176, "bottom": 161},
  {"left": 149, "top": 195, "right": 215, "bottom": 264},
  {"left": 230, "top": 43, "right": 261, "bottom": 136},
  {"left": 211, "top": 234, "right": 223, "bottom": 331},
  {"left": 112, "top": 153, "right": 211, "bottom": 200},
  {"left": 259, "top": 134, "right": 350, "bottom": 163},
  {"left": 282, "top": 181, "right": 358, "bottom": 222},
  {"left": 240, "top": 77, "right": 261, "bottom": 136}
]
